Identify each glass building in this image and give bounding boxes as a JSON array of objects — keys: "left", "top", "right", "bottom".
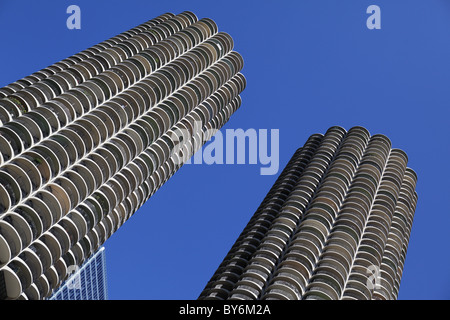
[
  {"left": 49, "top": 247, "right": 107, "bottom": 300},
  {"left": 0, "top": 11, "right": 245, "bottom": 300},
  {"left": 199, "top": 126, "right": 418, "bottom": 300}
]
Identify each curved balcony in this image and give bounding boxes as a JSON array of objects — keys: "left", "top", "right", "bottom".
[
  {"left": 120, "top": 167, "right": 138, "bottom": 195},
  {"left": 14, "top": 205, "right": 43, "bottom": 242},
  {"left": 98, "top": 184, "right": 118, "bottom": 215},
  {"left": 25, "top": 148, "right": 56, "bottom": 183},
  {"left": 66, "top": 123, "right": 93, "bottom": 156},
  {"left": 110, "top": 66, "right": 131, "bottom": 90},
  {"left": 79, "top": 81, "right": 104, "bottom": 105},
  {"left": 83, "top": 198, "right": 103, "bottom": 227},
  {"left": 0, "top": 266, "right": 22, "bottom": 300},
  {"left": 7, "top": 258, "right": 33, "bottom": 293},
  {"left": 100, "top": 143, "right": 123, "bottom": 175},
  {"left": 48, "top": 225, "right": 71, "bottom": 258},
  {"left": 29, "top": 82, "right": 53, "bottom": 102},
  {"left": 2, "top": 213, "right": 33, "bottom": 251},
  {"left": 25, "top": 195, "right": 54, "bottom": 231},
  {"left": 43, "top": 266, "right": 59, "bottom": 294},
  {"left": 28, "top": 241, "right": 52, "bottom": 275},
  {"left": 0, "top": 170, "right": 21, "bottom": 209},
  {"left": 52, "top": 132, "right": 81, "bottom": 166},
  {"left": 41, "top": 137, "right": 70, "bottom": 170},
  {"left": 93, "top": 74, "right": 116, "bottom": 99},
  {"left": 85, "top": 153, "right": 110, "bottom": 187},
  {"left": 12, "top": 157, "right": 42, "bottom": 192},
  {"left": 66, "top": 210, "right": 88, "bottom": 241},
  {"left": 53, "top": 258, "right": 67, "bottom": 288},
  {"left": 19, "top": 248, "right": 43, "bottom": 284},
  {"left": 58, "top": 218, "right": 80, "bottom": 247},
  {"left": 107, "top": 91, "right": 135, "bottom": 127},
  {"left": 94, "top": 221, "right": 106, "bottom": 244},
  {"left": 70, "top": 242, "right": 85, "bottom": 267},
  {"left": 102, "top": 100, "right": 128, "bottom": 130},
  {"left": 86, "top": 229, "right": 100, "bottom": 254},
  {"left": 89, "top": 109, "right": 115, "bottom": 139},
  {"left": 6, "top": 93, "right": 34, "bottom": 114},
  {"left": 74, "top": 204, "right": 95, "bottom": 232},
  {"left": 44, "top": 183, "right": 71, "bottom": 217},
  {"left": 113, "top": 173, "right": 131, "bottom": 200},
  {"left": 70, "top": 87, "right": 95, "bottom": 114},
  {"left": 126, "top": 90, "right": 146, "bottom": 119}
]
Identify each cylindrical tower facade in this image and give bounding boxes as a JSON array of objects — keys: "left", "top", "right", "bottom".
[
  {"left": 199, "top": 126, "right": 417, "bottom": 300},
  {"left": 0, "top": 11, "right": 245, "bottom": 300}
]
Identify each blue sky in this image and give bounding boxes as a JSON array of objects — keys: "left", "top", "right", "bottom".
[{"left": 0, "top": 0, "right": 449, "bottom": 300}]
